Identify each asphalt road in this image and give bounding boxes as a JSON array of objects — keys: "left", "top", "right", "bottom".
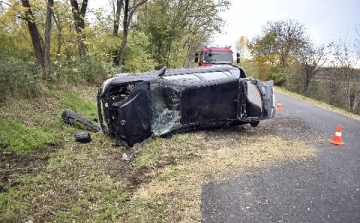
[{"left": 201, "top": 91, "right": 360, "bottom": 222}]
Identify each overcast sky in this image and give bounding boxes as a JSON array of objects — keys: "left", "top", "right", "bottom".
[
  {"left": 89, "top": 0, "right": 360, "bottom": 51},
  {"left": 215, "top": 0, "right": 360, "bottom": 49}
]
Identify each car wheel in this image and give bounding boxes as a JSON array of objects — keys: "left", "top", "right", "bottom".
[{"left": 250, "top": 121, "right": 260, "bottom": 127}]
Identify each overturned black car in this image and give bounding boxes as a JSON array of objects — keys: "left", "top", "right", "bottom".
[{"left": 97, "top": 65, "right": 276, "bottom": 146}]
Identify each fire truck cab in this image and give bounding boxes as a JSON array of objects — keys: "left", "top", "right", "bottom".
[{"left": 195, "top": 45, "right": 240, "bottom": 67}]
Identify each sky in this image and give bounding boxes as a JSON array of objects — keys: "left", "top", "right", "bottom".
[
  {"left": 89, "top": 0, "right": 360, "bottom": 52},
  {"left": 215, "top": 0, "right": 360, "bottom": 50}
]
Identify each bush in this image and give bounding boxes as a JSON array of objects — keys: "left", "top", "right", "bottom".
[
  {"left": 0, "top": 58, "right": 42, "bottom": 103},
  {"left": 272, "top": 71, "right": 287, "bottom": 86},
  {"left": 269, "top": 67, "right": 289, "bottom": 86},
  {"left": 52, "top": 57, "right": 121, "bottom": 86}
]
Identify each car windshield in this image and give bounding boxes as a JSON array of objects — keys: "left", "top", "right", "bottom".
[{"left": 203, "top": 51, "right": 233, "bottom": 64}]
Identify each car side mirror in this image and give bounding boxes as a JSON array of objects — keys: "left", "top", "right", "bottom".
[
  {"left": 236, "top": 52, "right": 240, "bottom": 64},
  {"left": 195, "top": 52, "right": 199, "bottom": 63}
]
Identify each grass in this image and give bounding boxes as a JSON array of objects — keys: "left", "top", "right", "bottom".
[
  {"left": 0, "top": 119, "right": 59, "bottom": 155},
  {"left": 0, "top": 85, "right": 98, "bottom": 155},
  {"left": 0, "top": 83, "right": 320, "bottom": 222}
]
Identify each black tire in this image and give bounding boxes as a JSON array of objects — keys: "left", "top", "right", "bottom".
[
  {"left": 62, "top": 110, "right": 102, "bottom": 132},
  {"left": 75, "top": 131, "right": 92, "bottom": 143},
  {"left": 250, "top": 121, "right": 260, "bottom": 127}
]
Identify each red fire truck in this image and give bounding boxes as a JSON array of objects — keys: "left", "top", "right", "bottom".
[{"left": 195, "top": 45, "right": 240, "bottom": 67}]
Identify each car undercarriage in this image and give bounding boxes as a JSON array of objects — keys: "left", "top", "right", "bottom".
[{"left": 97, "top": 65, "right": 276, "bottom": 146}]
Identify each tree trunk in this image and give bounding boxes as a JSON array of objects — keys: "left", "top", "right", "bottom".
[
  {"left": 346, "top": 79, "right": 351, "bottom": 111},
  {"left": 112, "top": 0, "right": 124, "bottom": 66},
  {"left": 70, "top": 0, "right": 88, "bottom": 57},
  {"left": 21, "top": 0, "right": 44, "bottom": 69},
  {"left": 353, "top": 90, "right": 360, "bottom": 111},
  {"left": 117, "top": 0, "right": 129, "bottom": 67},
  {"left": 43, "top": 0, "right": 54, "bottom": 81},
  {"left": 303, "top": 65, "right": 316, "bottom": 93},
  {"left": 113, "top": 0, "right": 124, "bottom": 37},
  {"left": 117, "top": 0, "right": 148, "bottom": 67}
]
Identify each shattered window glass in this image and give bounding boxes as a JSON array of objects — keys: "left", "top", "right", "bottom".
[{"left": 149, "top": 82, "right": 181, "bottom": 136}]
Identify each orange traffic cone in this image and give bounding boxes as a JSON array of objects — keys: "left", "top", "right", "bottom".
[
  {"left": 276, "top": 100, "right": 283, "bottom": 111},
  {"left": 255, "top": 91, "right": 260, "bottom": 98},
  {"left": 330, "top": 125, "right": 344, "bottom": 145}
]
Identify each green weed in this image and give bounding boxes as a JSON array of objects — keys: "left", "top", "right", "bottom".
[{"left": 0, "top": 119, "right": 59, "bottom": 155}]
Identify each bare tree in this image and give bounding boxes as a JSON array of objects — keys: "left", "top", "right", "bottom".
[
  {"left": 329, "top": 38, "right": 360, "bottom": 112},
  {"left": 355, "top": 25, "right": 360, "bottom": 57},
  {"left": 298, "top": 43, "right": 329, "bottom": 93}
]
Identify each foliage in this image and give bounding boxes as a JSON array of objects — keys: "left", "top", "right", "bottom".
[
  {"left": 248, "top": 19, "right": 309, "bottom": 83},
  {"left": 0, "top": 31, "right": 33, "bottom": 61},
  {"left": 0, "top": 58, "right": 42, "bottom": 102},
  {"left": 1, "top": 0, "right": 230, "bottom": 81},
  {"left": 52, "top": 57, "right": 118, "bottom": 85},
  {"left": 122, "top": 32, "right": 158, "bottom": 72},
  {"left": 88, "top": 28, "right": 157, "bottom": 72},
  {"left": 0, "top": 56, "right": 117, "bottom": 103},
  {"left": 235, "top": 35, "right": 249, "bottom": 60},
  {"left": 271, "top": 67, "right": 288, "bottom": 86},
  {"left": 137, "top": 0, "right": 230, "bottom": 68},
  {"left": 248, "top": 31, "right": 278, "bottom": 80},
  {"left": 284, "top": 65, "right": 307, "bottom": 93}
]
